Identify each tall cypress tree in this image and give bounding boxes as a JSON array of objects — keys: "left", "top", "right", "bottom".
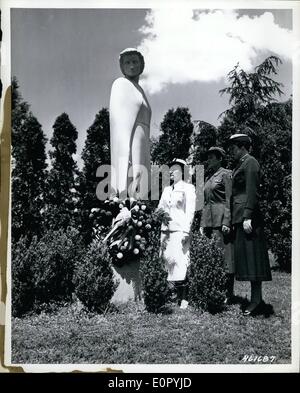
[
  {"left": 11, "top": 77, "right": 47, "bottom": 242},
  {"left": 151, "top": 107, "right": 193, "bottom": 165},
  {"left": 190, "top": 121, "right": 217, "bottom": 166},
  {"left": 77, "top": 108, "right": 110, "bottom": 243},
  {"left": 46, "top": 113, "right": 78, "bottom": 230},
  {"left": 81, "top": 108, "right": 110, "bottom": 206}
]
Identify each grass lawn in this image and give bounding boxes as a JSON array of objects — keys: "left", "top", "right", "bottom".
[{"left": 11, "top": 271, "right": 291, "bottom": 364}]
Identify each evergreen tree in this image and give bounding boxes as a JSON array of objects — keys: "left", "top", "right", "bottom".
[
  {"left": 217, "top": 55, "right": 288, "bottom": 160},
  {"left": 151, "top": 107, "right": 193, "bottom": 165},
  {"left": 189, "top": 121, "right": 217, "bottom": 166},
  {"left": 219, "top": 56, "right": 283, "bottom": 126},
  {"left": 217, "top": 57, "right": 291, "bottom": 271},
  {"left": 77, "top": 108, "right": 110, "bottom": 243},
  {"left": 257, "top": 98, "right": 292, "bottom": 271},
  {"left": 80, "top": 108, "right": 110, "bottom": 207},
  {"left": 11, "top": 77, "right": 47, "bottom": 241},
  {"left": 45, "top": 113, "right": 78, "bottom": 230}
]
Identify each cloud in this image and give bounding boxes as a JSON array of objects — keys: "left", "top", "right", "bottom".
[{"left": 137, "top": 9, "right": 295, "bottom": 94}]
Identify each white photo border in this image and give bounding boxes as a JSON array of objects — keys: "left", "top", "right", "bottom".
[{"left": 1, "top": 0, "right": 299, "bottom": 373}]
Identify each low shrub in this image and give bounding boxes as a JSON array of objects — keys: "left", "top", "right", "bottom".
[
  {"left": 12, "top": 228, "right": 83, "bottom": 316},
  {"left": 73, "top": 236, "right": 117, "bottom": 313},
  {"left": 12, "top": 227, "right": 84, "bottom": 316},
  {"left": 32, "top": 227, "right": 83, "bottom": 308},
  {"left": 188, "top": 231, "right": 227, "bottom": 313},
  {"left": 140, "top": 209, "right": 171, "bottom": 313}
]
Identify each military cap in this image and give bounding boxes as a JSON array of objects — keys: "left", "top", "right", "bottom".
[{"left": 207, "top": 146, "right": 226, "bottom": 157}]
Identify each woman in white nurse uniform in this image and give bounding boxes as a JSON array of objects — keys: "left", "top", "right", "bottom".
[{"left": 158, "top": 159, "right": 196, "bottom": 309}]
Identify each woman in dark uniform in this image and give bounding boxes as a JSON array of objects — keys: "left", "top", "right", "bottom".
[
  {"left": 200, "top": 147, "right": 235, "bottom": 304},
  {"left": 227, "top": 134, "right": 272, "bottom": 316}
]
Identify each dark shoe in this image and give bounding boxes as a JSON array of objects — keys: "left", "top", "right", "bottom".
[{"left": 242, "top": 301, "right": 263, "bottom": 316}]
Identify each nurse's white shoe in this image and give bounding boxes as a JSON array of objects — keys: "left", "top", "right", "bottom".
[{"left": 180, "top": 300, "right": 189, "bottom": 309}]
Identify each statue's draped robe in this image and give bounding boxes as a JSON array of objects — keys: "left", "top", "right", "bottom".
[{"left": 109, "top": 77, "right": 151, "bottom": 302}]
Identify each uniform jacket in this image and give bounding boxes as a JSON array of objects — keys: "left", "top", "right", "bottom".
[
  {"left": 201, "top": 167, "right": 232, "bottom": 228},
  {"left": 158, "top": 180, "right": 196, "bottom": 234},
  {"left": 231, "top": 153, "right": 262, "bottom": 225}
]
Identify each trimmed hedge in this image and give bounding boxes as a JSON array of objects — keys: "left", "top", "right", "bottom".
[
  {"left": 140, "top": 209, "right": 171, "bottom": 313},
  {"left": 188, "top": 231, "right": 227, "bottom": 313},
  {"left": 73, "top": 236, "right": 117, "bottom": 313},
  {"left": 12, "top": 228, "right": 83, "bottom": 316},
  {"left": 33, "top": 228, "right": 82, "bottom": 306}
]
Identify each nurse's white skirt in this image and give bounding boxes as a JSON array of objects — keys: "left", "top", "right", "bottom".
[{"left": 160, "top": 231, "right": 190, "bottom": 282}]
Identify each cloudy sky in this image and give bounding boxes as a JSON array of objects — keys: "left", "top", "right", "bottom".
[{"left": 11, "top": 7, "right": 294, "bottom": 167}]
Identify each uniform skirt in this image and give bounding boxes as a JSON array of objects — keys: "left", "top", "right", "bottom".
[
  {"left": 204, "top": 227, "right": 235, "bottom": 274},
  {"left": 233, "top": 223, "right": 272, "bottom": 281},
  {"left": 160, "top": 230, "right": 190, "bottom": 281}
]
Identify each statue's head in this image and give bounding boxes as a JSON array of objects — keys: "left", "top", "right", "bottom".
[{"left": 119, "top": 48, "right": 145, "bottom": 78}]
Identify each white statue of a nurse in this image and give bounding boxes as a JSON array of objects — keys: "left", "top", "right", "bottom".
[
  {"left": 109, "top": 48, "right": 151, "bottom": 199},
  {"left": 108, "top": 48, "right": 151, "bottom": 303}
]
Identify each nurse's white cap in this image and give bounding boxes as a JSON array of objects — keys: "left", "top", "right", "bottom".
[{"left": 228, "top": 134, "right": 251, "bottom": 144}]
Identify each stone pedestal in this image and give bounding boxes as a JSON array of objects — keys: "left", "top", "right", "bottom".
[{"left": 111, "top": 258, "right": 142, "bottom": 303}]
